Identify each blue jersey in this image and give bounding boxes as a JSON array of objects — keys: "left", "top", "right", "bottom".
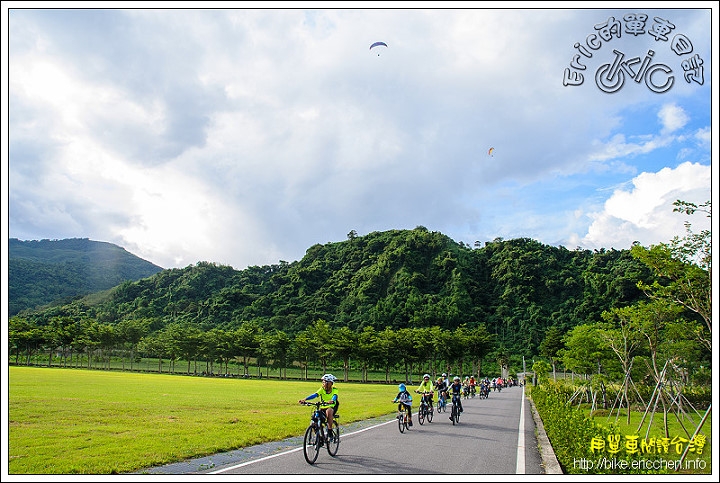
[{"left": 393, "top": 390, "right": 413, "bottom": 406}]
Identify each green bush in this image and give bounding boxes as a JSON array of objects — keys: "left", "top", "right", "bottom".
[{"left": 531, "top": 381, "right": 681, "bottom": 475}]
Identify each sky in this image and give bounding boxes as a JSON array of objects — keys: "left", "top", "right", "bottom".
[{"left": 2, "top": 3, "right": 717, "bottom": 271}]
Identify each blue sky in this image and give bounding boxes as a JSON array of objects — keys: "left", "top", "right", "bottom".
[{"left": 3, "top": 4, "right": 716, "bottom": 270}]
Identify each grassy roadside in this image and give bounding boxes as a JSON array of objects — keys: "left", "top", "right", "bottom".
[
  {"left": 8, "top": 366, "right": 397, "bottom": 474},
  {"left": 527, "top": 384, "right": 712, "bottom": 475},
  {"left": 586, "top": 407, "right": 712, "bottom": 474}
]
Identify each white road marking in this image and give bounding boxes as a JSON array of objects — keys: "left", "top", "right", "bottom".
[{"left": 516, "top": 384, "right": 526, "bottom": 474}]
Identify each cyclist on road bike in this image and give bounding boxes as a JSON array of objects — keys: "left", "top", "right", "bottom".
[
  {"left": 415, "top": 373, "right": 435, "bottom": 409},
  {"left": 299, "top": 374, "right": 339, "bottom": 441},
  {"left": 448, "top": 376, "right": 464, "bottom": 419},
  {"left": 392, "top": 383, "right": 414, "bottom": 427}
]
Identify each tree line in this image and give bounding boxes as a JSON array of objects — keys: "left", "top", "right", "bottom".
[{"left": 9, "top": 317, "right": 496, "bottom": 384}]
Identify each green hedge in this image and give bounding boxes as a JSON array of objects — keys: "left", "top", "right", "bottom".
[{"left": 531, "top": 382, "right": 679, "bottom": 475}]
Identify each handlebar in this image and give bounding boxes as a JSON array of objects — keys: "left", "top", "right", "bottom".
[{"left": 300, "top": 400, "right": 333, "bottom": 407}]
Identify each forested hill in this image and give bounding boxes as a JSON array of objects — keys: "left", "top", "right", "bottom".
[
  {"left": 9, "top": 238, "right": 163, "bottom": 316},
  {"left": 16, "top": 228, "right": 655, "bottom": 356}
]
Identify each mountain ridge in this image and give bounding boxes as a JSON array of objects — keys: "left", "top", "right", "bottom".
[
  {"left": 12, "top": 228, "right": 655, "bottom": 356},
  {"left": 9, "top": 237, "right": 164, "bottom": 315}
]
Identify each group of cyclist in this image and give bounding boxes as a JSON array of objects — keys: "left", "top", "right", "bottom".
[
  {"left": 299, "top": 371, "right": 510, "bottom": 437},
  {"left": 392, "top": 372, "right": 515, "bottom": 423},
  {"left": 392, "top": 373, "right": 465, "bottom": 422}
]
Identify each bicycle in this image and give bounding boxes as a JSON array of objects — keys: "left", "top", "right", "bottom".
[
  {"left": 436, "top": 390, "right": 447, "bottom": 412},
  {"left": 449, "top": 394, "right": 461, "bottom": 425},
  {"left": 415, "top": 391, "right": 434, "bottom": 424},
  {"left": 301, "top": 401, "right": 340, "bottom": 464},
  {"left": 395, "top": 402, "right": 411, "bottom": 433}
]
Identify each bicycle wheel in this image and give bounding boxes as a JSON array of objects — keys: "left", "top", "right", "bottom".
[
  {"left": 397, "top": 411, "right": 405, "bottom": 433},
  {"left": 303, "top": 425, "right": 321, "bottom": 464},
  {"left": 427, "top": 405, "right": 433, "bottom": 423},
  {"left": 327, "top": 426, "right": 340, "bottom": 456},
  {"left": 418, "top": 404, "right": 425, "bottom": 425},
  {"left": 454, "top": 406, "right": 461, "bottom": 424}
]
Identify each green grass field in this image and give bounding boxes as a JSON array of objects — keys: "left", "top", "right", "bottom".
[
  {"left": 9, "top": 366, "right": 712, "bottom": 475},
  {"left": 8, "top": 366, "right": 397, "bottom": 474}
]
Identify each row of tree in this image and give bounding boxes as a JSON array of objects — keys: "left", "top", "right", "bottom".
[{"left": 9, "top": 318, "right": 498, "bottom": 383}]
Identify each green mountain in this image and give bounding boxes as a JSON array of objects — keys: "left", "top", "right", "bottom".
[
  {"left": 8, "top": 238, "right": 163, "bottom": 315},
  {"left": 16, "top": 228, "right": 655, "bottom": 356}
]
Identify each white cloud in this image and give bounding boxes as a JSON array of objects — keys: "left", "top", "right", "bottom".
[
  {"left": 576, "top": 162, "right": 711, "bottom": 250},
  {"left": 658, "top": 103, "right": 689, "bottom": 134},
  {"left": 6, "top": 8, "right": 714, "bottom": 269}
]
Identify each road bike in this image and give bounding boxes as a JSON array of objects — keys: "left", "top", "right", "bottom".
[
  {"left": 395, "top": 402, "right": 411, "bottom": 433},
  {"left": 301, "top": 401, "right": 340, "bottom": 464},
  {"left": 416, "top": 391, "right": 434, "bottom": 425},
  {"left": 449, "top": 394, "right": 461, "bottom": 425}
]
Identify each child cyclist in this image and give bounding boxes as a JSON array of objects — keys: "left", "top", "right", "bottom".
[
  {"left": 415, "top": 373, "right": 435, "bottom": 409},
  {"left": 435, "top": 375, "right": 448, "bottom": 407},
  {"left": 299, "top": 374, "right": 339, "bottom": 441},
  {"left": 448, "top": 375, "right": 464, "bottom": 419},
  {"left": 392, "top": 383, "right": 414, "bottom": 427}
]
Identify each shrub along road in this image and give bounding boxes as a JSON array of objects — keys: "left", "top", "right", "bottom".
[{"left": 139, "top": 385, "right": 552, "bottom": 475}]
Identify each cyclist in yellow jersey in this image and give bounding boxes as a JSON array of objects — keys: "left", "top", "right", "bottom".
[
  {"left": 299, "top": 374, "right": 339, "bottom": 441},
  {"left": 415, "top": 373, "right": 435, "bottom": 408}
]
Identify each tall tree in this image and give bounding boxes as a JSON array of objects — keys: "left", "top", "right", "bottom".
[
  {"left": 630, "top": 199, "right": 711, "bottom": 351},
  {"left": 539, "top": 325, "right": 565, "bottom": 380},
  {"left": 558, "top": 324, "right": 611, "bottom": 377}
]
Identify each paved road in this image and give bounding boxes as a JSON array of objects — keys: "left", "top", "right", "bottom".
[{"left": 140, "top": 385, "right": 547, "bottom": 475}]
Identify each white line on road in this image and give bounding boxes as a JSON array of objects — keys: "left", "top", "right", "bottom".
[
  {"left": 209, "top": 419, "right": 396, "bottom": 474},
  {"left": 516, "top": 384, "right": 526, "bottom": 474}
]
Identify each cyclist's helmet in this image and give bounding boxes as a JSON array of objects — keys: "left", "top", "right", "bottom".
[
  {"left": 321, "top": 374, "right": 336, "bottom": 383},
  {"left": 442, "top": 373, "right": 447, "bottom": 378},
  {"left": 398, "top": 383, "right": 406, "bottom": 392},
  {"left": 423, "top": 373, "right": 431, "bottom": 380},
  {"left": 454, "top": 376, "right": 461, "bottom": 382}
]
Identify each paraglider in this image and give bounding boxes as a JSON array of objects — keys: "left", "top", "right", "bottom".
[
  {"left": 370, "top": 41, "right": 388, "bottom": 56},
  {"left": 488, "top": 147, "right": 495, "bottom": 157}
]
